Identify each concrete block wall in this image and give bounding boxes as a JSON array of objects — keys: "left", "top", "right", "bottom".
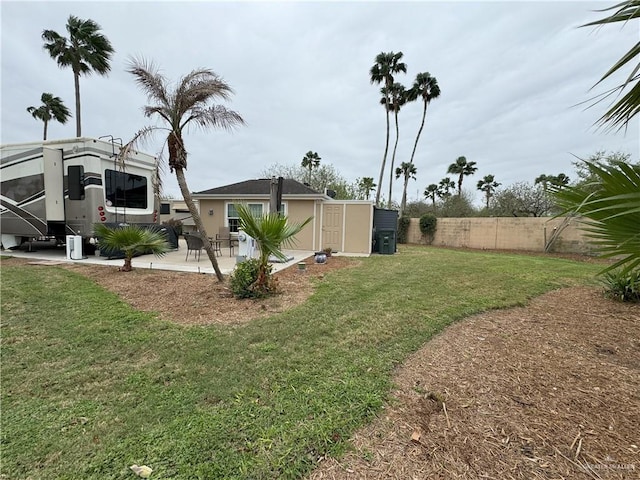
[{"left": 406, "top": 216, "right": 594, "bottom": 253}]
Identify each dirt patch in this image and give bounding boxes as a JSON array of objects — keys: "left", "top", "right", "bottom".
[
  {"left": 309, "top": 287, "right": 640, "bottom": 480},
  {"left": 1, "top": 255, "right": 357, "bottom": 325}
]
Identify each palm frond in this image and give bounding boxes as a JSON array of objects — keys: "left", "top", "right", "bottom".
[
  {"left": 127, "top": 57, "right": 170, "bottom": 107},
  {"left": 180, "top": 105, "right": 245, "bottom": 132}
]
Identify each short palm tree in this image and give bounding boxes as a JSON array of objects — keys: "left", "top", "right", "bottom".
[
  {"left": 358, "top": 177, "right": 376, "bottom": 200},
  {"left": 124, "top": 58, "right": 245, "bottom": 281},
  {"left": 477, "top": 174, "right": 501, "bottom": 209},
  {"left": 26, "top": 93, "right": 71, "bottom": 140},
  {"left": 581, "top": 0, "right": 640, "bottom": 130},
  {"left": 42, "top": 15, "right": 114, "bottom": 137},
  {"left": 424, "top": 183, "right": 439, "bottom": 208},
  {"left": 384, "top": 82, "right": 407, "bottom": 208},
  {"left": 235, "top": 203, "right": 312, "bottom": 295},
  {"left": 301, "top": 151, "right": 321, "bottom": 185},
  {"left": 447, "top": 156, "right": 478, "bottom": 196},
  {"left": 395, "top": 162, "right": 417, "bottom": 217},
  {"left": 406, "top": 72, "right": 441, "bottom": 166},
  {"left": 370, "top": 51, "right": 407, "bottom": 206},
  {"left": 535, "top": 173, "right": 570, "bottom": 192},
  {"left": 94, "top": 224, "right": 170, "bottom": 272},
  {"left": 437, "top": 177, "right": 456, "bottom": 199},
  {"left": 552, "top": 160, "right": 640, "bottom": 275}
]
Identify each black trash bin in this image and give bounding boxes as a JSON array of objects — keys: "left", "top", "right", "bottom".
[{"left": 377, "top": 230, "right": 396, "bottom": 254}]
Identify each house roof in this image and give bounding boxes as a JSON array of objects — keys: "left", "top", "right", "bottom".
[{"left": 194, "top": 178, "right": 324, "bottom": 197}]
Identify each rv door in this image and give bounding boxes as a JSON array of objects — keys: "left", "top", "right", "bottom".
[{"left": 43, "top": 148, "right": 64, "bottom": 223}]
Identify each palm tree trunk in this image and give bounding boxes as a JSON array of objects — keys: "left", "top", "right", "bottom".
[
  {"left": 43, "top": 120, "right": 48, "bottom": 141},
  {"left": 122, "top": 255, "right": 133, "bottom": 272},
  {"left": 375, "top": 106, "right": 391, "bottom": 206},
  {"left": 73, "top": 70, "right": 81, "bottom": 137},
  {"left": 400, "top": 175, "right": 409, "bottom": 217},
  {"left": 458, "top": 174, "right": 463, "bottom": 196},
  {"left": 409, "top": 100, "right": 427, "bottom": 165},
  {"left": 387, "top": 110, "right": 400, "bottom": 208},
  {"left": 175, "top": 167, "right": 224, "bottom": 281}
]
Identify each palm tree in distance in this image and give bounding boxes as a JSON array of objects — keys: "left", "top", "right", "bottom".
[
  {"left": 437, "top": 177, "right": 456, "bottom": 199},
  {"left": 535, "top": 173, "right": 570, "bottom": 192},
  {"left": 370, "top": 51, "right": 407, "bottom": 206},
  {"left": 395, "top": 162, "right": 417, "bottom": 217},
  {"left": 358, "top": 177, "right": 376, "bottom": 200},
  {"left": 26, "top": 93, "right": 71, "bottom": 140},
  {"left": 477, "top": 174, "right": 501, "bottom": 209},
  {"left": 42, "top": 15, "right": 114, "bottom": 137},
  {"left": 424, "top": 183, "right": 439, "bottom": 209},
  {"left": 447, "top": 156, "right": 478, "bottom": 196},
  {"left": 383, "top": 82, "right": 407, "bottom": 208},
  {"left": 406, "top": 72, "right": 441, "bottom": 166},
  {"left": 301, "top": 151, "right": 321, "bottom": 185},
  {"left": 123, "top": 58, "right": 245, "bottom": 282}
]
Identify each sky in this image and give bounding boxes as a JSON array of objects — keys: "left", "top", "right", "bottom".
[{"left": 1, "top": 0, "right": 638, "bottom": 205}]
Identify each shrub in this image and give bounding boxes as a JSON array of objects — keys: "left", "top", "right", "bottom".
[
  {"left": 230, "top": 259, "right": 277, "bottom": 299},
  {"left": 419, "top": 213, "right": 437, "bottom": 244},
  {"left": 397, "top": 216, "right": 411, "bottom": 244},
  {"left": 600, "top": 269, "right": 640, "bottom": 303}
]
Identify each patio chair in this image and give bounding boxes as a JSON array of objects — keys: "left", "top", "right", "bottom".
[
  {"left": 216, "top": 226, "right": 237, "bottom": 257},
  {"left": 184, "top": 233, "right": 204, "bottom": 261}
]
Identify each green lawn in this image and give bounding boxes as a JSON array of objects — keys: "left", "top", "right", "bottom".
[{"left": 1, "top": 246, "right": 601, "bottom": 479}]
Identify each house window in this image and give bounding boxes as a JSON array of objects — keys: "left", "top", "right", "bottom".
[
  {"left": 159, "top": 203, "right": 171, "bottom": 215},
  {"left": 226, "top": 203, "right": 263, "bottom": 233}
]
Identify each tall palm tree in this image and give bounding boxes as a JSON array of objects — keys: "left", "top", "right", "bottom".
[
  {"left": 301, "top": 151, "right": 321, "bottom": 185},
  {"left": 447, "top": 156, "right": 478, "bottom": 196},
  {"left": 124, "top": 58, "right": 245, "bottom": 281},
  {"left": 370, "top": 51, "right": 407, "bottom": 206},
  {"left": 535, "top": 173, "right": 570, "bottom": 192},
  {"left": 26, "top": 92, "right": 71, "bottom": 140},
  {"left": 42, "top": 15, "right": 114, "bottom": 137},
  {"left": 406, "top": 72, "right": 441, "bottom": 166},
  {"left": 581, "top": 0, "right": 640, "bottom": 130},
  {"left": 424, "top": 183, "right": 439, "bottom": 208},
  {"left": 395, "top": 162, "right": 417, "bottom": 217},
  {"left": 358, "top": 177, "right": 376, "bottom": 200},
  {"left": 477, "top": 174, "right": 501, "bottom": 209},
  {"left": 437, "top": 177, "right": 456, "bottom": 199},
  {"left": 384, "top": 82, "right": 407, "bottom": 208}
]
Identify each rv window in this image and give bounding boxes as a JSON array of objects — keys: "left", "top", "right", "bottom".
[
  {"left": 160, "top": 203, "right": 171, "bottom": 215},
  {"left": 104, "top": 169, "right": 148, "bottom": 209},
  {"left": 68, "top": 165, "right": 85, "bottom": 200}
]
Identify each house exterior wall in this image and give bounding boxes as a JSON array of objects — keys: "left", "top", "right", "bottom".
[
  {"left": 286, "top": 200, "right": 316, "bottom": 250},
  {"left": 343, "top": 203, "right": 373, "bottom": 254},
  {"left": 405, "top": 216, "right": 593, "bottom": 253}
]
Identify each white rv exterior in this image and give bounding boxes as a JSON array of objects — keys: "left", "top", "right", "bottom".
[{"left": 1, "top": 137, "right": 158, "bottom": 249}]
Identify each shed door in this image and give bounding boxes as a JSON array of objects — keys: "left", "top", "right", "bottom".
[{"left": 322, "top": 204, "right": 342, "bottom": 251}]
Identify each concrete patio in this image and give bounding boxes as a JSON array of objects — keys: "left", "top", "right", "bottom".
[{"left": 3, "top": 239, "right": 315, "bottom": 275}]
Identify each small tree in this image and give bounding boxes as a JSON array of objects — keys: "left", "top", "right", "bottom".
[
  {"left": 477, "top": 174, "right": 501, "bottom": 209},
  {"left": 27, "top": 93, "right": 71, "bottom": 140},
  {"left": 235, "top": 204, "right": 312, "bottom": 296},
  {"left": 94, "top": 224, "right": 170, "bottom": 272},
  {"left": 419, "top": 213, "right": 437, "bottom": 244}
]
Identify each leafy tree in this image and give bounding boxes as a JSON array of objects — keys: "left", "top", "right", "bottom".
[
  {"left": 124, "top": 58, "right": 245, "bottom": 281},
  {"left": 381, "top": 82, "right": 407, "bottom": 207},
  {"left": 404, "top": 200, "right": 432, "bottom": 218},
  {"left": 370, "top": 51, "right": 407, "bottom": 206},
  {"left": 581, "top": 0, "right": 640, "bottom": 130},
  {"left": 395, "top": 162, "right": 417, "bottom": 217},
  {"left": 490, "top": 182, "right": 554, "bottom": 217},
  {"left": 356, "top": 177, "right": 376, "bottom": 200},
  {"left": 438, "top": 191, "right": 477, "bottom": 218},
  {"left": 552, "top": 160, "right": 640, "bottom": 275},
  {"left": 301, "top": 151, "right": 321, "bottom": 185},
  {"left": 572, "top": 151, "right": 635, "bottom": 193},
  {"left": 406, "top": 72, "right": 441, "bottom": 166},
  {"left": 235, "top": 203, "right": 312, "bottom": 296},
  {"left": 447, "top": 156, "right": 478, "bottom": 196},
  {"left": 26, "top": 92, "right": 71, "bottom": 140},
  {"left": 262, "top": 163, "right": 357, "bottom": 199},
  {"left": 477, "top": 174, "right": 501, "bottom": 209},
  {"left": 94, "top": 224, "right": 170, "bottom": 272},
  {"left": 42, "top": 15, "right": 114, "bottom": 137},
  {"left": 437, "top": 177, "right": 456, "bottom": 199},
  {"left": 424, "top": 183, "right": 439, "bottom": 209}
]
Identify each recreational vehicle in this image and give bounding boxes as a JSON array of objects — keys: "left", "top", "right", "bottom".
[{"left": 0, "top": 137, "right": 159, "bottom": 252}]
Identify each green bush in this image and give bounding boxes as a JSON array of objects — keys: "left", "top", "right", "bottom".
[
  {"left": 419, "top": 213, "right": 437, "bottom": 244},
  {"left": 230, "top": 258, "right": 276, "bottom": 299},
  {"left": 600, "top": 269, "right": 640, "bottom": 302},
  {"left": 397, "top": 216, "right": 411, "bottom": 244}
]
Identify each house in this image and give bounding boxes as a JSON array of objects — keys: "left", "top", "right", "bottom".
[
  {"left": 192, "top": 179, "right": 374, "bottom": 255},
  {"left": 159, "top": 198, "right": 198, "bottom": 233}
]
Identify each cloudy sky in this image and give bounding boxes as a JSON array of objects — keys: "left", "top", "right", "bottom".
[{"left": 2, "top": 0, "right": 638, "bottom": 205}]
